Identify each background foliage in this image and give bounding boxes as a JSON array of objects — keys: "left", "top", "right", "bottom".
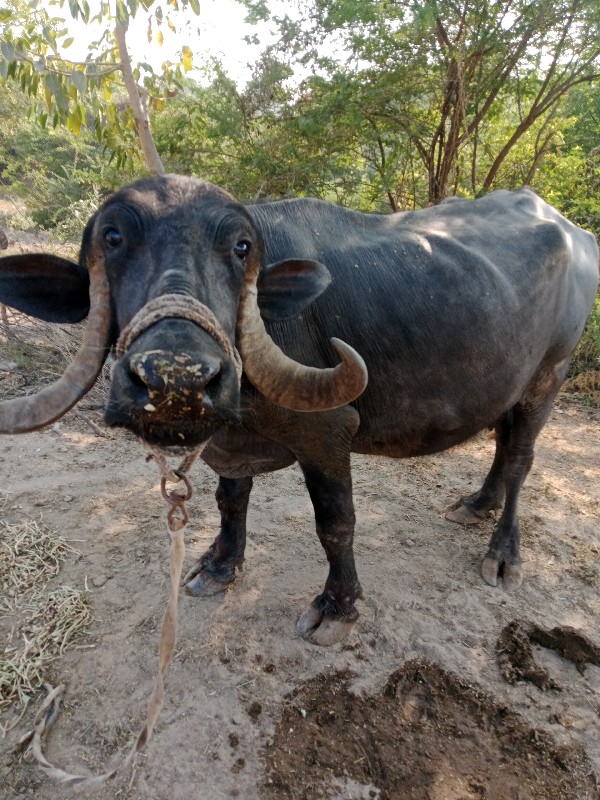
[{"left": 0, "top": 0, "right": 598, "bottom": 373}]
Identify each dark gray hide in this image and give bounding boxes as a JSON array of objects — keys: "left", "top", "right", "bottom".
[{"left": 1, "top": 176, "right": 598, "bottom": 645}]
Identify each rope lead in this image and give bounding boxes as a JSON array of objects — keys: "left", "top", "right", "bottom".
[{"left": 21, "top": 446, "right": 202, "bottom": 789}]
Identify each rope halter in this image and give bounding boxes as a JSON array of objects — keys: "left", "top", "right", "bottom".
[{"left": 114, "top": 293, "right": 243, "bottom": 381}]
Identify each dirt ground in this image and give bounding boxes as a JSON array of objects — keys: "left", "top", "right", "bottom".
[{"left": 0, "top": 393, "right": 599, "bottom": 800}]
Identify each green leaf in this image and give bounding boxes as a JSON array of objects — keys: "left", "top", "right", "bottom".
[
  {"left": 70, "top": 68, "right": 87, "bottom": 95},
  {"left": 62, "top": 37, "right": 75, "bottom": 48},
  {"left": 188, "top": 0, "right": 200, "bottom": 14},
  {"left": 1, "top": 41, "right": 16, "bottom": 62},
  {"left": 181, "top": 45, "right": 193, "bottom": 72},
  {"left": 116, "top": 0, "right": 129, "bottom": 27},
  {"left": 66, "top": 103, "right": 83, "bottom": 134},
  {"left": 45, "top": 72, "right": 69, "bottom": 112},
  {"left": 42, "top": 25, "right": 56, "bottom": 46}
]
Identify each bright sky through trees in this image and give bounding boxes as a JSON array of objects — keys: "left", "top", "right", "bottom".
[{"left": 65, "top": 0, "right": 271, "bottom": 86}]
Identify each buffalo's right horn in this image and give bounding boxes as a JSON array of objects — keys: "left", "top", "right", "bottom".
[
  {"left": 237, "top": 252, "right": 368, "bottom": 411},
  {"left": 0, "top": 245, "right": 111, "bottom": 434}
]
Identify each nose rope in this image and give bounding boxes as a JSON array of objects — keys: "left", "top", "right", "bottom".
[{"left": 115, "top": 293, "right": 243, "bottom": 380}]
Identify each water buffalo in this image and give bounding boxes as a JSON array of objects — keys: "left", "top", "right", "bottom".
[{"left": 1, "top": 175, "right": 598, "bottom": 645}]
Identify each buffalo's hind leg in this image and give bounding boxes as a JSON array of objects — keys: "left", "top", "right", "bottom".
[
  {"left": 183, "top": 476, "right": 252, "bottom": 596},
  {"left": 450, "top": 361, "right": 569, "bottom": 590},
  {"left": 483, "top": 363, "right": 570, "bottom": 590},
  {"left": 479, "top": 402, "right": 546, "bottom": 591},
  {"left": 445, "top": 414, "right": 511, "bottom": 525}
]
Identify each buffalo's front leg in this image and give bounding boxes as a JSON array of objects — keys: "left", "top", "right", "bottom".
[
  {"left": 296, "top": 464, "right": 362, "bottom": 646},
  {"left": 183, "top": 476, "right": 252, "bottom": 596}
]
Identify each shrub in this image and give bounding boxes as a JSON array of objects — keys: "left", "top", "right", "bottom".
[{"left": 569, "top": 292, "right": 600, "bottom": 376}]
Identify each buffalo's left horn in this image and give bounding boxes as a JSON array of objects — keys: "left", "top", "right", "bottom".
[
  {"left": 0, "top": 245, "right": 111, "bottom": 434},
  {"left": 237, "top": 254, "right": 368, "bottom": 411}
]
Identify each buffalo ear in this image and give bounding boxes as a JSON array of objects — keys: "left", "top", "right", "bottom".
[
  {"left": 0, "top": 253, "right": 90, "bottom": 323},
  {"left": 257, "top": 258, "right": 332, "bottom": 321}
]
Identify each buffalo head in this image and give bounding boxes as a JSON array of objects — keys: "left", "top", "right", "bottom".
[{"left": 0, "top": 175, "right": 367, "bottom": 445}]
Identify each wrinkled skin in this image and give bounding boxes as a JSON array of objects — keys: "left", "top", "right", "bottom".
[{"left": 1, "top": 176, "right": 598, "bottom": 646}]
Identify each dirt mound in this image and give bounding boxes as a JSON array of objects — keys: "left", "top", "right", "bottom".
[
  {"left": 263, "top": 660, "right": 597, "bottom": 800},
  {"left": 498, "top": 620, "right": 600, "bottom": 692}
]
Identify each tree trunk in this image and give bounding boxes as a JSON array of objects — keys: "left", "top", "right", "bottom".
[{"left": 115, "top": 23, "right": 165, "bottom": 176}]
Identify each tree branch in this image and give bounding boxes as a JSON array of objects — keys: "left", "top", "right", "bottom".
[{"left": 114, "top": 22, "right": 164, "bottom": 175}]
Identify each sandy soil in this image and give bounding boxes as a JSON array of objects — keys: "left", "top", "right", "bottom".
[{"left": 0, "top": 394, "right": 599, "bottom": 799}]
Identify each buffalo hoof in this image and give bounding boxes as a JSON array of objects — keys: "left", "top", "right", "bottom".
[
  {"left": 296, "top": 602, "right": 356, "bottom": 646},
  {"left": 182, "top": 561, "right": 234, "bottom": 597},
  {"left": 445, "top": 500, "right": 486, "bottom": 525},
  {"left": 481, "top": 556, "right": 523, "bottom": 590}
]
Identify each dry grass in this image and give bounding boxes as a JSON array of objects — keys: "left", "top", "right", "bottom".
[
  {"left": 0, "top": 501, "right": 92, "bottom": 725},
  {"left": 563, "top": 370, "right": 600, "bottom": 407},
  {"left": 0, "top": 509, "right": 72, "bottom": 597},
  {"left": 0, "top": 306, "right": 111, "bottom": 409}
]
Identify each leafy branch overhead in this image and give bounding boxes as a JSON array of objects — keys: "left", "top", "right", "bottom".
[
  {"left": 238, "top": 0, "right": 600, "bottom": 205},
  {"left": 0, "top": 0, "right": 200, "bottom": 173},
  {"left": 2, "top": 0, "right": 600, "bottom": 226}
]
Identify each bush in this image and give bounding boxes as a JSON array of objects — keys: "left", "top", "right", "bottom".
[
  {"left": 0, "top": 85, "right": 126, "bottom": 241},
  {"left": 569, "top": 292, "right": 600, "bottom": 376}
]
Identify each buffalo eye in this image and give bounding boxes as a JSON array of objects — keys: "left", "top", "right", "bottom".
[
  {"left": 233, "top": 240, "right": 251, "bottom": 259},
  {"left": 103, "top": 227, "right": 123, "bottom": 248}
]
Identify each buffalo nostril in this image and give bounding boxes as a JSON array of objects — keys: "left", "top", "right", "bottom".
[
  {"left": 128, "top": 368, "right": 148, "bottom": 390},
  {"left": 202, "top": 362, "right": 221, "bottom": 388},
  {"left": 123, "top": 363, "right": 152, "bottom": 410},
  {"left": 200, "top": 371, "right": 222, "bottom": 406}
]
